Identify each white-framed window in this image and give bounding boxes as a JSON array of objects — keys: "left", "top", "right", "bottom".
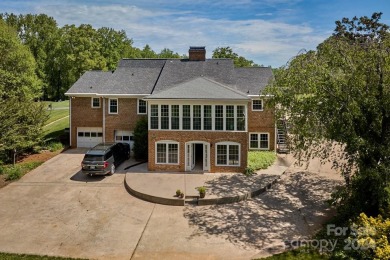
[
  {"left": 148, "top": 104, "right": 246, "bottom": 131},
  {"left": 171, "top": 105, "right": 180, "bottom": 130},
  {"left": 183, "top": 105, "right": 191, "bottom": 130},
  {"left": 91, "top": 97, "right": 100, "bottom": 108},
  {"left": 109, "top": 98, "right": 118, "bottom": 114},
  {"left": 249, "top": 133, "right": 269, "bottom": 150},
  {"left": 160, "top": 105, "right": 169, "bottom": 130},
  {"left": 150, "top": 105, "right": 159, "bottom": 129},
  {"left": 252, "top": 99, "right": 263, "bottom": 111},
  {"left": 203, "top": 105, "right": 212, "bottom": 130},
  {"left": 155, "top": 141, "right": 179, "bottom": 164},
  {"left": 215, "top": 105, "right": 224, "bottom": 130},
  {"left": 193, "top": 105, "right": 201, "bottom": 130},
  {"left": 138, "top": 99, "right": 147, "bottom": 114},
  {"left": 215, "top": 142, "right": 240, "bottom": 166},
  {"left": 236, "top": 105, "right": 245, "bottom": 130}
]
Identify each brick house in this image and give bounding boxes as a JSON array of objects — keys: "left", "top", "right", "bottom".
[{"left": 65, "top": 47, "right": 275, "bottom": 173}]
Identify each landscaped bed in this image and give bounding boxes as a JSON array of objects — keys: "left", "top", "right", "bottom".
[{"left": 248, "top": 151, "right": 277, "bottom": 171}]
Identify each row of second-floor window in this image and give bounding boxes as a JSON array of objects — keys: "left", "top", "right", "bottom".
[
  {"left": 149, "top": 104, "right": 246, "bottom": 131},
  {"left": 91, "top": 98, "right": 263, "bottom": 116},
  {"left": 91, "top": 98, "right": 147, "bottom": 115}
]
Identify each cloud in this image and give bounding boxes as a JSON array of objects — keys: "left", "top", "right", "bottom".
[{"left": 1, "top": 0, "right": 328, "bottom": 67}]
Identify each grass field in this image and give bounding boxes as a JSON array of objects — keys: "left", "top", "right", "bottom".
[
  {"left": 41, "top": 100, "right": 69, "bottom": 109},
  {"left": 45, "top": 109, "right": 69, "bottom": 124},
  {"left": 42, "top": 100, "right": 69, "bottom": 141}
]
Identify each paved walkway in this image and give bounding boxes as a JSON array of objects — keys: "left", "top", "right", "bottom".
[{"left": 125, "top": 154, "right": 294, "bottom": 206}]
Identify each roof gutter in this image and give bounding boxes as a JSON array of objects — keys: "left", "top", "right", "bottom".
[{"left": 65, "top": 93, "right": 150, "bottom": 97}]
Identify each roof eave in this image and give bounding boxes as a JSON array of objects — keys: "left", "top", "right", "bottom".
[
  {"left": 144, "top": 98, "right": 249, "bottom": 101},
  {"left": 65, "top": 93, "right": 150, "bottom": 97}
]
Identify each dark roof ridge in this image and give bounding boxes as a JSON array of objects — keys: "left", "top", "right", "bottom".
[{"left": 150, "top": 60, "right": 167, "bottom": 94}]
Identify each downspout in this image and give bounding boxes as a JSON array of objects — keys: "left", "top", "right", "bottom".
[{"left": 103, "top": 97, "right": 106, "bottom": 143}]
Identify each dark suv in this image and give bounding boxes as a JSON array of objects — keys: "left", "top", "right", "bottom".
[{"left": 81, "top": 142, "right": 130, "bottom": 176}]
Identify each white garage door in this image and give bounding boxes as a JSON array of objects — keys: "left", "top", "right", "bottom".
[
  {"left": 115, "top": 130, "right": 134, "bottom": 151},
  {"left": 77, "top": 127, "right": 103, "bottom": 148}
]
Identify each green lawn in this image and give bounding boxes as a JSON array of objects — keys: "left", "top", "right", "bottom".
[
  {"left": 45, "top": 109, "right": 69, "bottom": 124},
  {"left": 41, "top": 100, "right": 69, "bottom": 109},
  {"left": 0, "top": 252, "right": 86, "bottom": 260},
  {"left": 43, "top": 117, "right": 69, "bottom": 141},
  {"left": 41, "top": 100, "right": 70, "bottom": 141},
  {"left": 262, "top": 248, "right": 328, "bottom": 259}
]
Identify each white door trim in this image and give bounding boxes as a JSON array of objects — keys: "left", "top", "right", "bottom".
[{"left": 184, "top": 141, "right": 210, "bottom": 172}]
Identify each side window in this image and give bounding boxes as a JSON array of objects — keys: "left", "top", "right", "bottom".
[
  {"left": 109, "top": 99, "right": 118, "bottom": 114},
  {"left": 138, "top": 99, "right": 147, "bottom": 114},
  {"left": 91, "top": 98, "right": 100, "bottom": 108},
  {"left": 252, "top": 99, "right": 263, "bottom": 111}
]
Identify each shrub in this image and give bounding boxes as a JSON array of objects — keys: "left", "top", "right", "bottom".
[
  {"left": 5, "top": 165, "right": 22, "bottom": 180},
  {"left": 47, "top": 141, "right": 64, "bottom": 152},
  {"left": 133, "top": 117, "right": 148, "bottom": 160},
  {"left": 3, "top": 161, "right": 43, "bottom": 181},
  {"left": 243, "top": 166, "right": 256, "bottom": 176},
  {"left": 247, "top": 151, "right": 276, "bottom": 171}
]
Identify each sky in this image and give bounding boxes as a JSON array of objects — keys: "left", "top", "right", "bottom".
[{"left": 1, "top": 0, "right": 389, "bottom": 67}]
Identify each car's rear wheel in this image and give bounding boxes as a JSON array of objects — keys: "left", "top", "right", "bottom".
[{"left": 109, "top": 164, "right": 115, "bottom": 175}]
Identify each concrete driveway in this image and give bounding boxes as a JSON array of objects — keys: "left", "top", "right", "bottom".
[{"left": 0, "top": 149, "right": 261, "bottom": 260}]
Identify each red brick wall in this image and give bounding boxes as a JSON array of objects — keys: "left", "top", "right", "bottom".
[
  {"left": 148, "top": 130, "right": 248, "bottom": 173},
  {"left": 104, "top": 98, "right": 146, "bottom": 142},
  {"left": 247, "top": 99, "right": 275, "bottom": 150},
  {"left": 70, "top": 97, "right": 103, "bottom": 147},
  {"left": 70, "top": 97, "right": 146, "bottom": 147}
]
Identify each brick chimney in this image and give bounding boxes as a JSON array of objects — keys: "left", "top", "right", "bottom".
[{"left": 189, "top": 46, "right": 206, "bottom": 61}]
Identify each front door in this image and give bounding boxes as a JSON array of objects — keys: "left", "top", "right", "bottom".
[{"left": 185, "top": 142, "right": 210, "bottom": 172}]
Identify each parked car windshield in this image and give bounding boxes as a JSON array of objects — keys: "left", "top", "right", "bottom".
[{"left": 83, "top": 155, "right": 104, "bottom": 161}]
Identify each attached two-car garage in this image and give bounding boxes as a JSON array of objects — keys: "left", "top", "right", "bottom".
[{"left": 77, "top": 127, "right": 134, "bottom": 150}]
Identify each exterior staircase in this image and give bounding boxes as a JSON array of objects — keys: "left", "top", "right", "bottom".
[{"left": 277, "top": 119, "right": 290, "bottom": 153}]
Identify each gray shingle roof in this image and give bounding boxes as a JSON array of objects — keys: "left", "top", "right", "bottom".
[
  {"left": 152, "top": 59, "right": 235, "bottom": 93},
  {"left": 234, "top": 67, "right": 273, "bottom": 95},
  {"left": 145, "top": 77, "right": 249, "bottom": 100},
  {"left": 65, "top": 58, "right": 273, "bottom": 98},
  {"left": 65, "top": 71, "right": 112, "bottom": 94}
]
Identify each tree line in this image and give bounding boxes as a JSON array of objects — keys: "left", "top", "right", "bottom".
[
  {"left": 0, "top": 13, "right": 185, "bottom": 101},
  {"left": 1, "top": 13, "right": 258, "bottom": 101}
]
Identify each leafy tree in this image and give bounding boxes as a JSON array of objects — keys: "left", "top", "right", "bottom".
[
  {"left": 0, "top": 19, "right": 41, "bottom": 99},
  {"left": 212, "top": 46, "right": 259, "bottom": 67},
  {"left": 1, "top": 13, "right": 61, "bottom": 100},
  {"left": 0, "top": 20, "right": 47, "bottom": 163},
  {"left": 133, "top": 117, "right": 148, "bottom": 160},
  {"left": 158, "top": 48, "right": 182, "bottom": 58},
  {"left": 97, "top": 27, "right": 136, "bottom": 70},
  {"left": 58, "top": 24, "right": 107, "bottom": 99},
  {"left": 265, "top": 13, "right": 390, "bottom": 219},
  {"left": 140, "top": 44, "right": 157, "bottom": 58}
]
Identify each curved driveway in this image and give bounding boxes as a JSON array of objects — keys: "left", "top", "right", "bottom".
[{"left": 0, "top": 149, "right": 262, "bottom": 260}]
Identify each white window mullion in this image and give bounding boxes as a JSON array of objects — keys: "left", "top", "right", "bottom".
[
  {"left": 201, "top": 105, "right": 204, "bottom": 130},
  {"left": 223, "top": 105, "right": 226, "bottom": 131},
  {"left": 179, "top": 105, "right": 182, "bottom": 130},
  {"left": 212, "top": 105, "right": 215, "bottom": 131},
  {"left": 158, "top": 104, "right": 161, "bottom": 130},
  {"left": 234, "top": 105, "right": 237, "bottom": 131},
  {"left": 169, "top": 105, "right": 171, "bottom": 130},
  {"left": 190, "top": 105, "right": 193, "bottom": 131}
]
